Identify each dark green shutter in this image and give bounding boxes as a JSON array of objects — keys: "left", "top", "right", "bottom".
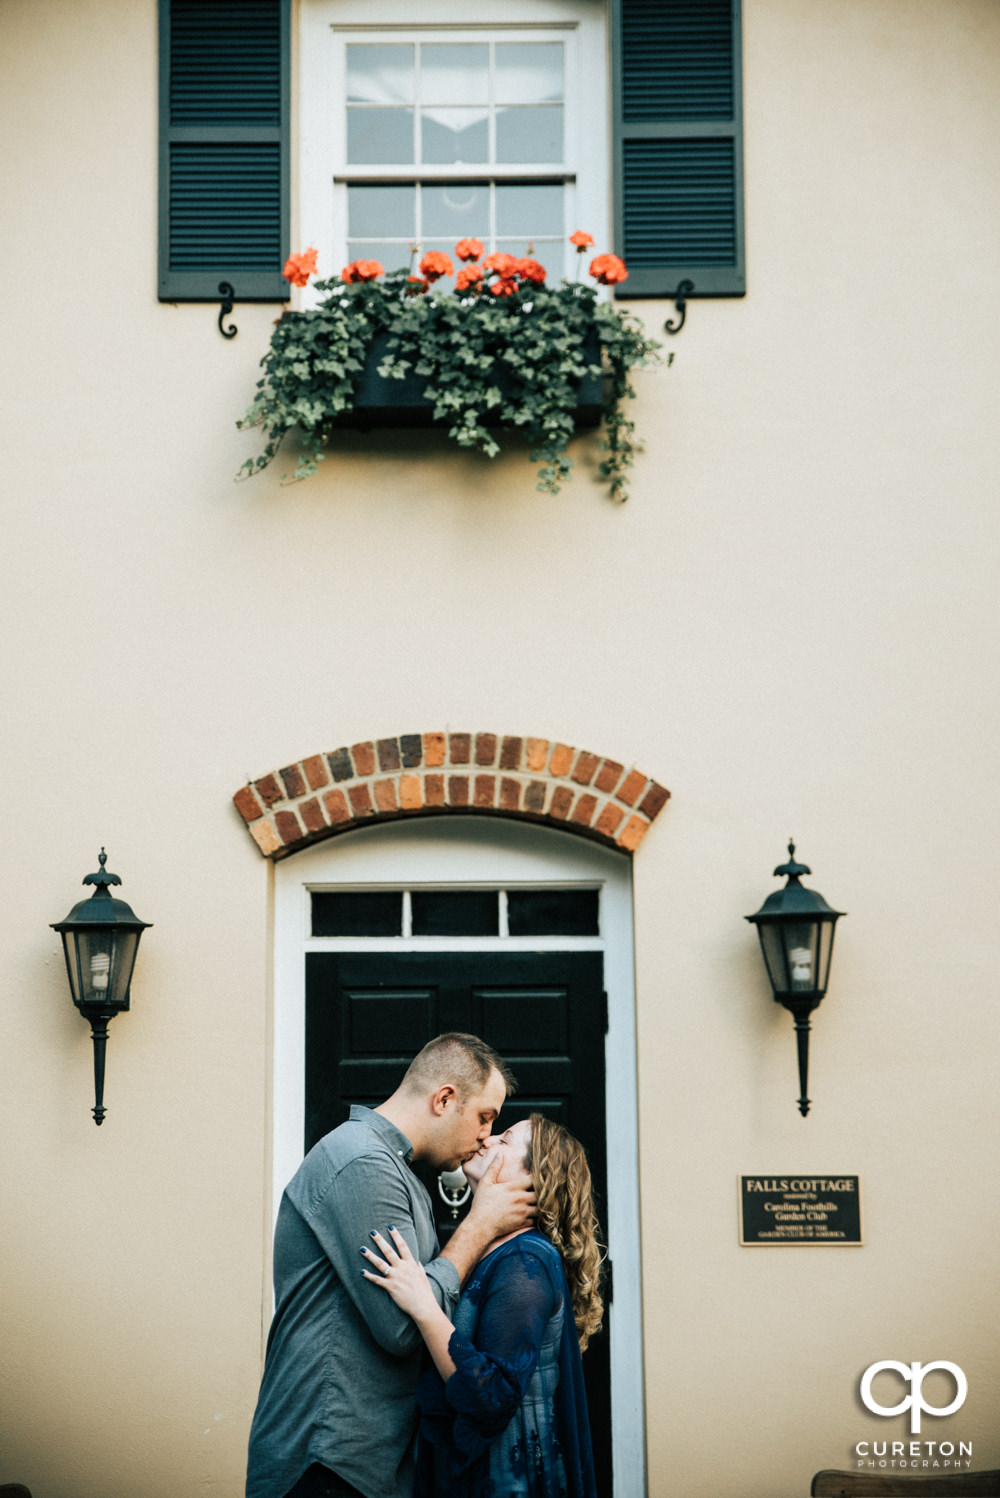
[
  {"left": 158, "top": 0, "right": 290, "bottom": 302},
  {"left": 612, "top": 0, "right": 745, "bottom": 298}
]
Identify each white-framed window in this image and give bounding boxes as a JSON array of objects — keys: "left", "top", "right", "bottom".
[{"left": 299, "top": 0, "right": 610, "bottom": 290}]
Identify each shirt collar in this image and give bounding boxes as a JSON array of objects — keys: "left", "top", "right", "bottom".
[{"left": 350, "top": 1103, "right": 415, "bottom": 1164}]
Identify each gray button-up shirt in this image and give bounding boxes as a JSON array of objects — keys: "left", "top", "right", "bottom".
[{"left": 245, "top": 1106, "right": 460, "bottom": 1498}]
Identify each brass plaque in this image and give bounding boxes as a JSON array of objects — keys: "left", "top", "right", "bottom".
[{"left": 739, "top": 1175, "right": 862, "bottom": 1245}]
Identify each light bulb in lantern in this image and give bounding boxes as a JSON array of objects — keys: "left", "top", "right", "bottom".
[
  {"left": 90, "top": 951, "right": 111, "bottom": 992},
  {"left": 789, "top": 946, "right": 813, "bottom": 989}
]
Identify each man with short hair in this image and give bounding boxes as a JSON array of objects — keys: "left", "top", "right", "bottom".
[{"left": 246, "top": 1033, "right": 535, "bottom": 1498}]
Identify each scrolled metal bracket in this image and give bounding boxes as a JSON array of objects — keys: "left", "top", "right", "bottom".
[
  {"left": 218, "top": 282, "right": 238, "bottom": 339},
  {"left": 664, "top": 279, "right": 695, "bottom": 336}
]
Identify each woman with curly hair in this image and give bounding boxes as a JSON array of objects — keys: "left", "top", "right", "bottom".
[{"left": 363, "top": 1114, "right": 602, "bottom": 1498}]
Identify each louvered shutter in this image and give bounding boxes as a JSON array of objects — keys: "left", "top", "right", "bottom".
[
  {"left": 611, "top": 0, "right": 745, "bottom": 298},
  {"left": 158, "top": 0, "right": 290, "bottom": 302}
]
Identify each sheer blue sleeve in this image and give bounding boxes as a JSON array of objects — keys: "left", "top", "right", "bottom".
[{"left": 419, "top": 1245, "right": 560, "bottom": 1464}]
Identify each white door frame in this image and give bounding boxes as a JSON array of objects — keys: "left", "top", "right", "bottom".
[{"left": 273, "top": 815, "right": 646, "bottom": 1496}]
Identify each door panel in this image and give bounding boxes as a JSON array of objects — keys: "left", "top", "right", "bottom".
[{"left": 305, "top": 948, "right": 612, "bottom": 1497}]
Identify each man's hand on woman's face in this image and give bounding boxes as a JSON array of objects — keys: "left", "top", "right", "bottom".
[{"left": 466, "top": 1152, "right": 538, "bottom": 1238}]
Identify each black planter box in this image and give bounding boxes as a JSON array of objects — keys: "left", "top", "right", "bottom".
[{"left": 340, "top": 331, "right": 604, "bottom": 430}]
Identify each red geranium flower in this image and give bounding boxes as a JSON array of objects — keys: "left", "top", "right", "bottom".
[
  {"left": 569, "top": 230, "right": 594, "bottom": 253},
  {"left": 456, "top": 264, "right": 484, "bottom": 292},
  {"left": 341, "top": 259, "right": 384, "bottom": 283},
  {"left": 590, "top": 253, "right": 628, "bottom": 285},
  {"left": 420, "top": 251, "right": 454, "bottom": 282},
  {"left": 406, "top": 275, "right": 430, "bottom": 296},
  {"left": 455, "top": 238, "right": 484, "bottom": 263},
  {"left": 516, "top": 257, "right": 546, "bottom": 284},
  {"left": 490, "top": 276, "right": 519, "bottom": 297},
  {"left": 283, "top": 247, "right": 318, "bottom": 286},
  {"left": 482, "top": 252, "right": 519, "bottom": 278}
]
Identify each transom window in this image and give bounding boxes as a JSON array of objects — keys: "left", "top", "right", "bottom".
[
  {"left": 314, "top": 14, "right": 607, "bottom": 291},
  {"left": 310, "top": 887, "right": 601, "bottom": 938}
]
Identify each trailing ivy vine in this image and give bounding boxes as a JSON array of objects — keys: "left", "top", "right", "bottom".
[{"left": 238, "top": 242, "right": 663, "bottom": 500}]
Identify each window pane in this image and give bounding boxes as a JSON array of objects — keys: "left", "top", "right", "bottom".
[
  {"left": 348, "top": 184, "right": 416, "bottom": 240},
  {"left": 496, "top": 183, "right": 563, "bottom": 238},
  {"left": 347, "top": 45, "right": 415, "bottom": 104},
  {"left": 345, "top": 241, "right": 411, "bottom": 274},
  {"left": 496, "top": 106, "right": 563, "bottom": 164},
  {"left": 421, "top": 44, "right": 489, "bottom": 104},
  {"left": 422, "top": 183, "right": 489, "bottom": 239},
  {"left": 311, "top": 892, "right": 403, "bottom": 937},
  {"left": 410, "top": 891, "right": 498, "bottom": 936},
  {"left": 495, "top": 43, "right": 563, "bottom": 103},
  {"left": 421, "top": 108, "right": 489, "bottom": 165},
  {"left": 507, "top": 889, "right": 600, "bottom": 937},
  {"left": 347, "top": 108, "right": 414, "bottom": 165}
]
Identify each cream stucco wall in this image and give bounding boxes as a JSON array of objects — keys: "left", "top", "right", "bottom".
[{"left": 1, "top": 1, "right": 999, "bottom": 1496}]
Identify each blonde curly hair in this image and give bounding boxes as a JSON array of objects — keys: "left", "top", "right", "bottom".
[{"left": 524, "top": 1113, "right": 604, "bottom": 1351}]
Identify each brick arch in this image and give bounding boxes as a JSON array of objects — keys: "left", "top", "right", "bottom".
[{"left": 233, "top": 732, "right": 669, "bottom": 858}]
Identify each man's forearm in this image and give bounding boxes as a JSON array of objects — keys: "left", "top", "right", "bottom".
[{"left": 439, "top": 1212, "right": 496, "bottom": 1284}]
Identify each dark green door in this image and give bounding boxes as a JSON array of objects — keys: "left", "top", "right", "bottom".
[{"left": 305, "top": 948, "right": 612, "bottom": 1496}]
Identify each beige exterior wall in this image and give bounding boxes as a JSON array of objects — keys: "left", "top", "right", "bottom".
[{"left": 1, "top": 1, "right": 998, "bottom": 1495}]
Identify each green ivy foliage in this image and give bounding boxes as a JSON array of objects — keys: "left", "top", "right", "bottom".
[{"left": 238, "top": 270, "right": 663, "bottom": 500}]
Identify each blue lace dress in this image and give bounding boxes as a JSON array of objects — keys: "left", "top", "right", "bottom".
[{"left": 414, "top": 1230, "right": 597, "bottom": 1498}]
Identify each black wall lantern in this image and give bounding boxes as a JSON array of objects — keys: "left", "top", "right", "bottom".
[
  {"left": 746, "top": 842, "right": 845, "bottom": 1117},
  {"left": 51, "top": 850, "right": 151, "bottom": 1125}
]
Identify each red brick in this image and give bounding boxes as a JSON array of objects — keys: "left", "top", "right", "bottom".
[
  {"left": 549, "top": 786, "right": 573, "bottom": 820},
  {"left": 249, "top": 819, "right": 282, "bottom": 856},
  {"left": 424, "top": 733, "right": 446, "bottom": 767},
  {"left": 233, "top": 785, "right": 264, "bottom": 823},
  {"left": 352, "top": 741, "right": 376, "bottom": 777},
  {"left": 524, "top": 780, "right": 547, "bottom": 814},
  {"left": 617, "top": 815, "right": 651, "bottom": 852},
  {"left": 571, "top": 751, "right": 599, "bottom": 786},
  {"left": 475, "top": 733, "right": 497, "bottom": 766},
  {"left": 399, "top": 775, "right": 422, "bottom": 810},
  {"left": 570, "top": 793, "right": 598, "bottom": 827},
  {"left": 299, "top": 797, "right": 326, "bottom": 834},
  {"left": 275, "top": 809, "right": 303, "bottom": 845},
  {"left": 348, "top": 784, "right": 374, "bottom": 817},
  {"left": 549, "top": 743, "right": 574, "bottom": 777},
  {"left": 526, "top": 738, "right": 549, "bottom": 772},
  {"left": 639, "top": 781, "right": 671, "bottom": 819},
  {"left": 500, "top": 736, "right": 523, "bottom": 770},
  {"left": 254, "top": 773, "right": 284, "bottom": 808},
  {"left": 448, "top": 776, "right": 470, "bottom": 807},
  {"left": 303, "top": 754, "right": 329, "bottom": 791},
  {"left": 425, "top": 774, "right": 445, "bottom": 806},
  {"left": 449, "top": 733, "right": 471, "bottom": 764},
  {"left": 595, "top": 759, "right": 624, "bottom": 794},
  {"left": 323, "top": 789, "right": 351, "bottom": 825},
  {"left": 474, "top": 775, "right": 495, "bottom": 808},
  {"left": 594, "top": 803, "right": 625, "bottom": 840},
  {"left": 374, "top": 779, "right": 398, "bottom": 814},
  {"left": 617, "top": 769, "right": 647, "bottom": 806},
  {"left": 499, "top": 777, "right": 521, "bottom": 811},
  {"left": 377, "top": 738, "right": 401, "bottom": 772}
]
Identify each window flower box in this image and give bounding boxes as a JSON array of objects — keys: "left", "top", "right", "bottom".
[
  {"left": 338, "top": 330, "right": 604, "bottom": 431},
  {"left": 239, "top": 243, "right": 661, "bottom": 499}
]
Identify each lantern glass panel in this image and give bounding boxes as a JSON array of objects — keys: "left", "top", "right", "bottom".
[
  {"left": 108, "top": 931, "right": 140, "bottom": 1007},
  {"left": 60, "top": 933, "right": 85, "bottom": 1006},
  {"left": 783, "top": 920, "right": 820, "bottom": 994},
  {"left": 758, "top": 924, "right": 789, "bottom": 994},
  {"left": 816, "top": 919, "right": 836, "bottom": 993}
]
